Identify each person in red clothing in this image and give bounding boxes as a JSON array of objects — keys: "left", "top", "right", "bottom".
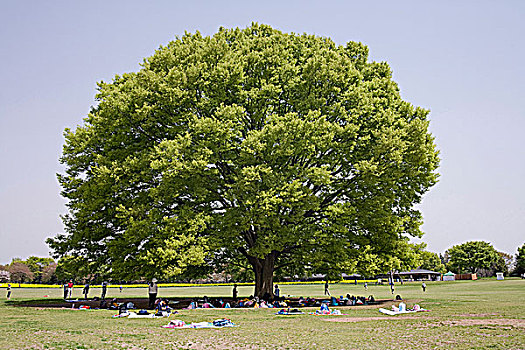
[{"left": 67, "top": 280, "right": 74, "bottom": 299}]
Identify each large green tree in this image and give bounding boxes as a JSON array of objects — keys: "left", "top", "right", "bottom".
[
  {"left": 446, "top": 241, "right": 500, "bottom": 275},
  {"left": 48, "top": 24, "right": 439, "bottom": 297}
]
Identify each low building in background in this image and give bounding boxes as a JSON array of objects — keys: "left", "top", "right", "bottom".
[{"left": 396, "top": 269, "right": 442, "bottom": 281}]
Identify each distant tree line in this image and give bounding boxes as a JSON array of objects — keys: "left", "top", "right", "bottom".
[
  {"left": 1, "top": 241, "right": 523, "bottom": 284},
  {"left": 441, "top": 241, "right": 519, "bottom": 277},
  {"left": 0, "top": 257, "right": 57, "bottom": 284}
]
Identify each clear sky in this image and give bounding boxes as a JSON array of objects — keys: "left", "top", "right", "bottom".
[{"left": 1, "top": 0, "right": 524, "bottom": 264}]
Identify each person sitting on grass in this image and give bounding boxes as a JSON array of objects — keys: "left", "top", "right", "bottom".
[
  {"left": 118, "top": 302, "right": 128, "bottom": 315},
  {"left": 244, "top": 296, "right": 254, "bottom": 307},
  {"left": 156, "top": 299, "right": 171, "bottom": 313},
  {"left": 317, "top": 302, "right": 331, "bottom": 314},
  {"left": 202, "top": 301, "right": 215, "bottom": 308},
  {"left": 305, "top": 297, "right": 316, "bottom": 306},
  {"left": 186, "top": 299, "right": 198, "bottom": 309},
  {"left": 109, "top": 298, "right": 119, "bottom": 309}
]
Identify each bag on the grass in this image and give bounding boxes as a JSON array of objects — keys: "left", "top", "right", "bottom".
[{"left": 138, "top": 309, "right": 149, "bottom": 315}]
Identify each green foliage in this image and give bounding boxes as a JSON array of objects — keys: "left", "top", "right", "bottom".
[
  {"left": 515, "top": 243, "right": 525, "bottom": 275},
  {"left": 55, "top": 256, "right": 100, "bottom": 282},
  {"left": 24, "top": 256, "right": 55, "bottom": 283},
  {"left": 446, "top": 241, "right": 500, "bottom": 275},
  {"left": 48, "top": 24, "right": 439, "bottom": 294},
  {"left": 40, "top": 262, "right": 58, "bottom": 284},
  {"left": 5, "top": 258, "right": 56, "bottom": 283},
  {"left": 495, "top": 251, "right": 513, "bottom": 276},
  {"left": 415, "top": 244, "right": 446, "bottom": 273}
]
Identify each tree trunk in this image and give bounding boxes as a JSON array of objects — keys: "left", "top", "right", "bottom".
[{"left": 247, "top": 253, "right": 276, "bottom": 298}]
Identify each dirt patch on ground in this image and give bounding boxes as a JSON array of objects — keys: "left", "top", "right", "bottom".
[
  {"left": 452, "top": 313, "right": 499, "bottom": 317},
  {"left": 324, "top": 316, "right": 525, "bottom": 328},
  {"left": 439, "top": 319, "right": 525, "bottom": 328},
  {"left": 324, "top": 316, "right": 432, "bottom": 322}
]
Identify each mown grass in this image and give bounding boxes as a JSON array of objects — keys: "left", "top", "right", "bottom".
[{"left": 1, "top": 279, "right": 524, "bottom": 349}]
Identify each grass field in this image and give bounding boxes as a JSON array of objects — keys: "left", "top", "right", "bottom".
[{"left": 1, "top": 279, "right": 524, "bottom": 349}]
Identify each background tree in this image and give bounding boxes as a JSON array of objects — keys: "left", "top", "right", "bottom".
[
  {"left": 41, "top": 262, "right": 58, "bottom": 284},
  {"left": 446, "top": 241, "right": 500, "bottom": 275},
  {"left": 494, "top": 251, "right": 513, "bottom": 276},
  {"left": 514, "top": 243, "right": 525, "bottom": 275},
  {"left": 417, "top": 247, "right": 446, "bottom": 273},
  {"left": 8, "top": 261, "right": 34, "bottom": 283},
  {"left": 48, "top": 24, "right": 439, "bottom": 297},
  {"left": 55, "top": 255, "right": 100, "bottom": 282},
  {"left": 25, "top": 256, "right": 55, "bottom": 283}
]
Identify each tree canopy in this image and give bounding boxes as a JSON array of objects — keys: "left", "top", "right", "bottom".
[
  {"left": 48, "top": 24, "right": 439, "bottom": 296},
  {"left": 446, "top": 241, "right": 500, "bottom": 275},
  {"left": 417, "top": 247, "right": 446, "bottom": 273},
  {"left": 8, "top": 261, "right": 34, "bottom": 283}
]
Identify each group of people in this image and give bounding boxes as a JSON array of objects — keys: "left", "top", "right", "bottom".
[
  {"left": 324, "top": 279, "right": 429, "bottom": 296},
  {"left": 186, "top": 295, "right": 289, "bottom": 309},
  {"left": 5, "top": 278, "right": 429, "bottom": 305},
  {"left": 186, "top": 296, "right": 233, "bottom": 309},
  {"left": 62, "top": 280, "right": 116, "bottom": 300},
  {"left": 56, "top": 278, "right": 158, "bottom": 308},
  {"left": 389, "top": 281, "right": 428, "bottom": 294}
]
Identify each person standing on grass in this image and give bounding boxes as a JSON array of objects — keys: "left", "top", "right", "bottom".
[
  {"left": 324, "top": 280, "right": 330, "bottom": 296},
  {"left": 422, "top": 282, "right": 426, "bottom": 292},
  {"left": 390, "top": 281, "right": 395, "bottom": 294},
  {"left": 67, "top": 280, "right": 74, "bottom": 299},
  {"left": 6, "top": 283, "right": 11, "bottom": 300},
  {"left": 63, "top": 282, "right": 68, "bottom": 300},
  {"left": 101, "top": 281, "right": 108, "bottom": 300},
  {"left": 148, "top": 279, "right": 158, "bottom": 309},
  {"left": 364, "top": 282, "right": 368, "bottom": 291},
  {"left": 83, "top": 283, "right": 90, "bottom": 300},
  {"left": 274, "top": 284, "right": 280, "bottom": 299},
  {"left": 119, "top": 285, "right": 123, "bottom": 293},
  {"left": 232, "top": 284, "right": 238, "bottom": 300}
]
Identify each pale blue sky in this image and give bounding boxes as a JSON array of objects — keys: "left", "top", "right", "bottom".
[{"left": 1, "top": 0, "right": 524, "bottom": 264}]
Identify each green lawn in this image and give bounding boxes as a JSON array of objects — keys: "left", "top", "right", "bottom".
[{"left": 1, "top": 279, "right": 524, "bottom": 349}]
